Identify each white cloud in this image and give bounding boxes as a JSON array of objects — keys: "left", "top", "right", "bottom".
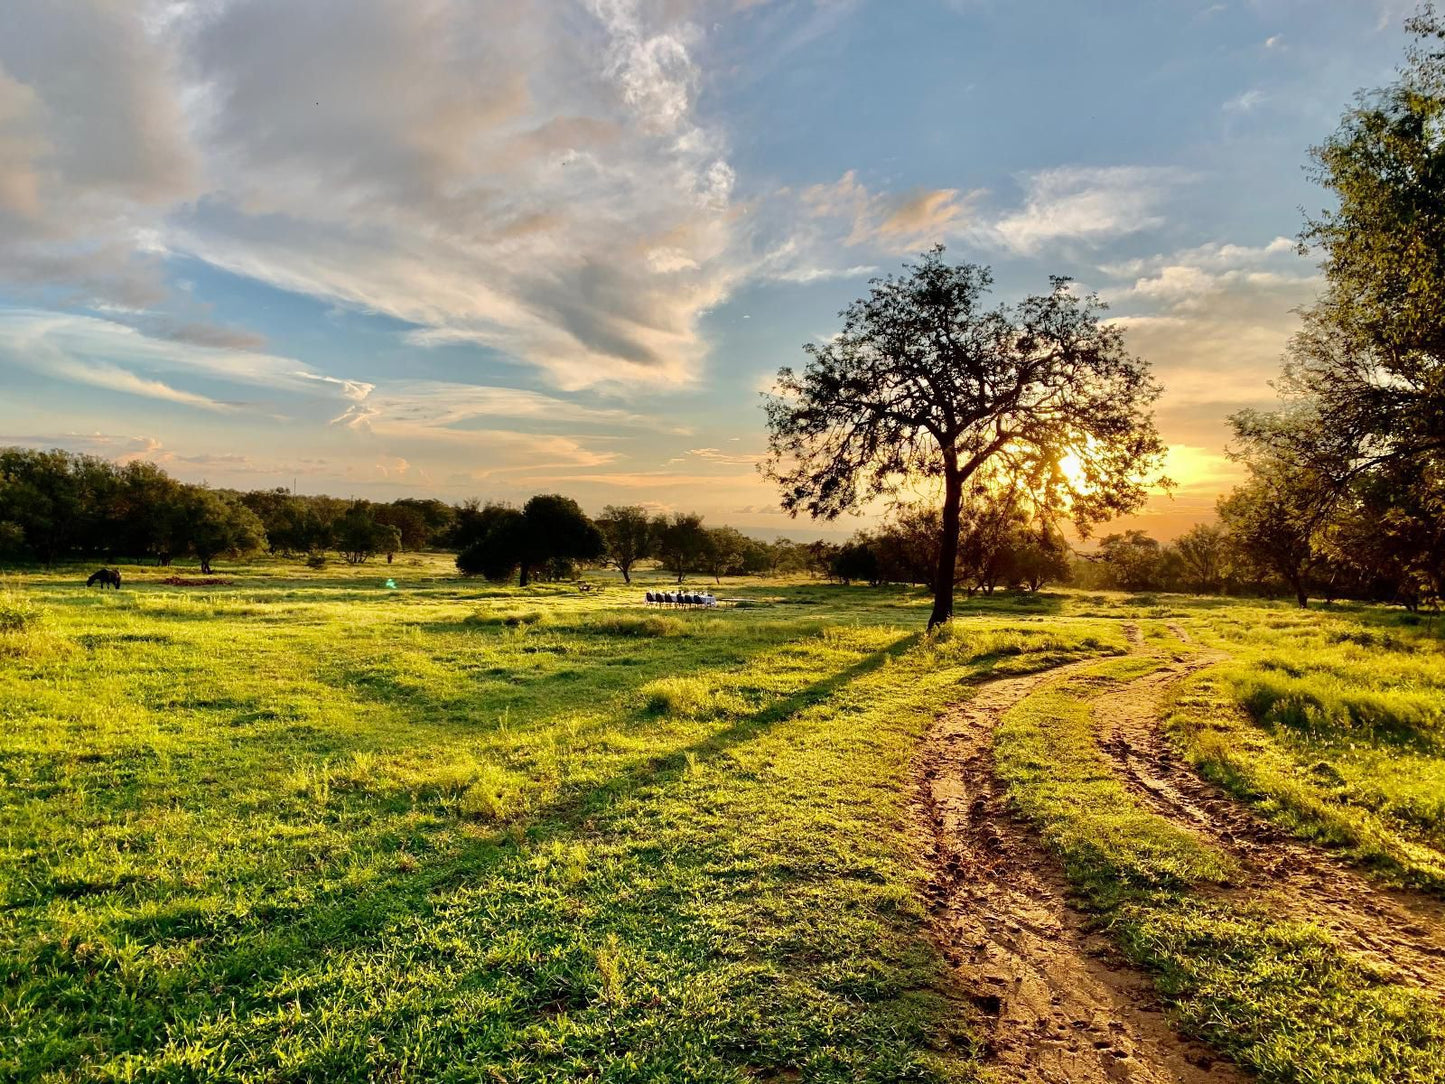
[
  {"left": 0, "top": 0, "right": 747, "bottom": 392},
  {"left": 1105, "top": 236, "right": 1316, "bottom": 313},
  {"left": 801, "top": 170, "right": 982, "bottom": 252},
  {"left": 0, "top": 309, "right": 372, "bottom": 407},
  {"left": 988, "top": 166, "right": 1191, "bottom": 255},
  {"left": 0, "top": 0, "right": 199, "bottom": 308},
  {"left": 1224, "top": 89, "right": 1266, "bottom": 113}
]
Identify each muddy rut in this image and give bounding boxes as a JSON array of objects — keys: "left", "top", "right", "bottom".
[
  {"left": 916, "top": 661, "right": 1245, "bottom": 1083},
  {"left": 1095, "top": 652, "right": 1445, "bottom": 994},
  {"left": 917, "top": 636, "right": 1445, "bottom": 1082}
]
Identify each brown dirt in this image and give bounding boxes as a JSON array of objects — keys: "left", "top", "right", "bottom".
[
  {"left": 1095, "top": 654, "right": 1445, "bottom": 994},
  {"left": 915, "top": 661, "right": 1247, "bottom": 1083}
]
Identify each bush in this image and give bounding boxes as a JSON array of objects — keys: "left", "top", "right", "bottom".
[
  {"left": 464, "top": 607, "right": 553, "bottom": 630},
  {"left": 0, "top": 586, "right": 43, "bottom": 632},
  {"left": 306, "top": 553, "right": 327, "bottom": 570},
  {"left": 638, "top": 676, "right": 738, "bottom": 718},
  {"left": 460, "top": 764, "right": 529, "bottom": 821},
  {"left": 586, "top": 614, "right": 685, "bottom": 638}
]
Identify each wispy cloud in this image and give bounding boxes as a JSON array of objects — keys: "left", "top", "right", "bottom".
[
  {"left": 988, "top": 166, "right": 1192, "bottom": 255},
  {"left": 0, "top": 310, "right": 372, "bottom": 408},
  {"left": 802, "top": 170, "right": 983, "bottom": 252}
]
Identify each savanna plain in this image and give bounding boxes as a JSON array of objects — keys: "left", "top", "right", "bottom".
[{"left": 3, "top": 559, "right": 1445, "bottom": 1083}]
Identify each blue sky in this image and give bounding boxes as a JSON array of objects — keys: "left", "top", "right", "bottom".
[{"left": 0, "top": 0, "right": 1414, "bottom": 539}]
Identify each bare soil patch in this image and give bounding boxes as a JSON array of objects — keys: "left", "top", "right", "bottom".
[
  {"left": 1095, "top": 656, "right": 1445, "bottom": 995},
  {"left": 915, "top": 662, "right": 1246, "bottom": 1083}
]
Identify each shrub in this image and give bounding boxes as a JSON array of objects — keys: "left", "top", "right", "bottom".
[
  {"left": 306, "top": 553, "right": 327, "bottom": 570},
  {"left": 0, "top": 586, "right": 43, "bottom": 633},
  {"left": 460, "top": 764, "right": 529, "bottom": 821},
  {"left": 586, "top": 614, "right": 685, "bottom": 638},
  {"left": 465, "top": 607, "right": 552, "bottom": 629},
  {"left": 638, "top": 676, "right": 738, "bottom": 718}
]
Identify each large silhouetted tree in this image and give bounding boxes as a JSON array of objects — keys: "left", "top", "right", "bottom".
[{"left": 763, "top": 248, "right": 1165, "bottom": 628}]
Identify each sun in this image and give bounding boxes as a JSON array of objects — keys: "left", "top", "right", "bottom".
[{"left": 1057, "top": 449, "right": 1088, "bottom": 490}]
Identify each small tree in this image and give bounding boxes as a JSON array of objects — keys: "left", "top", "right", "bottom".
[
  {"left": 597, "top": 504, "right": 655, "bottom": 583},
  {"left": 182, "top": 489, "right": 266, "bottom": 573},
  {"left": 765, "top": 248, "right": 1165, "bottom": 629},
  {"left": 1012, "top": 526, "right": 1071, "bottom": 592},
  {"left": 518, "top": 495, "right": 604, "bottom": 585},
  {"left": 1096, "top": 530, "right": 1162, "bottom": 592},
  {"left": 454, "top": 495, "right": 603, "bottom": 586},
  {"left": 656, "top": 513, "right": 708, "bottom": 583},
  {"left": 1172, "top": 523, "right": 1226, "bottom": 593},
  {"left": 1217, "top": 472, "right": 1320, "bottom": 608},
  {"left": 831, "top": 538, "right": 881, "bottom": 585},
  {"left": 701, "top": 526, "right": 751, "bottom": 583},
  {"left": 456, "top": 504, "right": 528, "bottom": 581},
  {"left": 335, "top": 505, "right": 399, "bottom": 565}
]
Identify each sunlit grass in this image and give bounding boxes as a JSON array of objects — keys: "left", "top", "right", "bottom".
[{"left": 0, "top": 557, "right": 1118, "bottom": 1082}]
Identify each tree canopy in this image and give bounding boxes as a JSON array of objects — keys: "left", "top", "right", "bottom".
[
  {"left": 764, "top": 247, "right": 1165, "bottom": 627},
  {"left": 455, "top": 495, "right": 604, "bottom": 586}
]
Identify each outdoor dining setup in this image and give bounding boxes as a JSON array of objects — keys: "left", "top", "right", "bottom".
[{"left": 643, "top": 590, "right": 718, "bottom": 608}]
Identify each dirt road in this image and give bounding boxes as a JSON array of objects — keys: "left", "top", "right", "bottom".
[
  {"left": 915, "top": 660, "right": 1245, "bottom": 1083},
  {"left": 916, "top": 637, "right": 1445, "bottom": 1082}
]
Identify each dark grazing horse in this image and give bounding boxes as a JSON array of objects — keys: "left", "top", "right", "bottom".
[{"left": 87, "top": 568, "right": 122, "bottom": 590}]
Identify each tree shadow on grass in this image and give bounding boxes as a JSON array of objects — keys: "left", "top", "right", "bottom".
[
  {"left": 519, "top": 629, "right": 925, "bottom": 829},
  {"left": 25, "top": 630, "right": 928, "bottom": 1075}
]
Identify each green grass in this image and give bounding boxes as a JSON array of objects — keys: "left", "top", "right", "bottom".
[
  {"left": 8, "top": 563, "right": 1445, "bottom": 1081},
  {"left": 994, "top": 655, "right": 1445, "bottom": 1083},
  {"left": 0, "top": 557, "right": 1121, "bottom": 1082},
  {"left": 1168, "top": 604, "right": 1445, "bottom": 890}
]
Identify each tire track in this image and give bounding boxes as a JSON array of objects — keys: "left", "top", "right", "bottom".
[
  {"left": 915, "top": 661, "right": 1245, "bottom": 1083},
  {"left": 1095, "top": 655, "right": 1445, "bottom": 995}
]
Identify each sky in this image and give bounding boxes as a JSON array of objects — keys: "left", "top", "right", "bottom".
[{"left": 0, "top": 0, "right": 1418, "bottom": 541}]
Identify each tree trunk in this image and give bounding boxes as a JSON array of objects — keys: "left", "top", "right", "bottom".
[
  {"left": 200, "top": 557, "right": 213, "bottom": 574},
  {"left": 1290, "top": 574, "right": 1308, "bottom": 609},
  {"left": 519, "top": 563, "right": 531, "bottom": 587},
  {"left": 621, "top": 564, "right": 631, "bottom": 584},
  {"left": 929, "top": 466, "right": 962, "bottom": 630}
]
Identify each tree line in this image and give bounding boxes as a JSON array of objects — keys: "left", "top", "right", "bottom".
[
  {"left": 0, "top": 448, "right": 454, "bottom": 571},
  {"left": 1201, "top": 8, "right": 1445, "bottom": 611},
  {"left": 0, "top": 447, "right": 826, "bottom": 583}
]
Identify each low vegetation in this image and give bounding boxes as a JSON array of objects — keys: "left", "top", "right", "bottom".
[
  {"left": 1172, "top": 606, "right": 1445, "bottom": 890},
  {"left": 4, "top": 559, "right": 1445, "bottom": 1081},
  {"left": 997, "top": 649, "right": 1445, "bottom": 1083},
  {"left": 0, "top": 558, "right": 1123, "bottom": 1082}
]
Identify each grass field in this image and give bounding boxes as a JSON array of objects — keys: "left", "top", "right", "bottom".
[{"left": 3, "top": 559, "right": 1445, "bottom": 1082}]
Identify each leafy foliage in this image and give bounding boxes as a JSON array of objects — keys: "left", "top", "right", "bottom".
[{"left": 765, "top": 247, "right": 1165, "bottom": 626}]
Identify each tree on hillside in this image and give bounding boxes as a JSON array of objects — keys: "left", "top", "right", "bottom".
[
  {"left": 764, "top": 248, "right": 1165, "bottom": 628},
  {"left": 655, "top": 513, "right": 708, "bottom": 583},
  {"left": 455, "top": 495, "right": 603, "bottom": 586},
  {"left": 597, "top": 504, "right": 655, "bottom": 583}
]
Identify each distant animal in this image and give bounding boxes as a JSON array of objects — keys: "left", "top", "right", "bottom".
[{"left": 87, "top": 568, "right": 122, "bottom": 590}]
